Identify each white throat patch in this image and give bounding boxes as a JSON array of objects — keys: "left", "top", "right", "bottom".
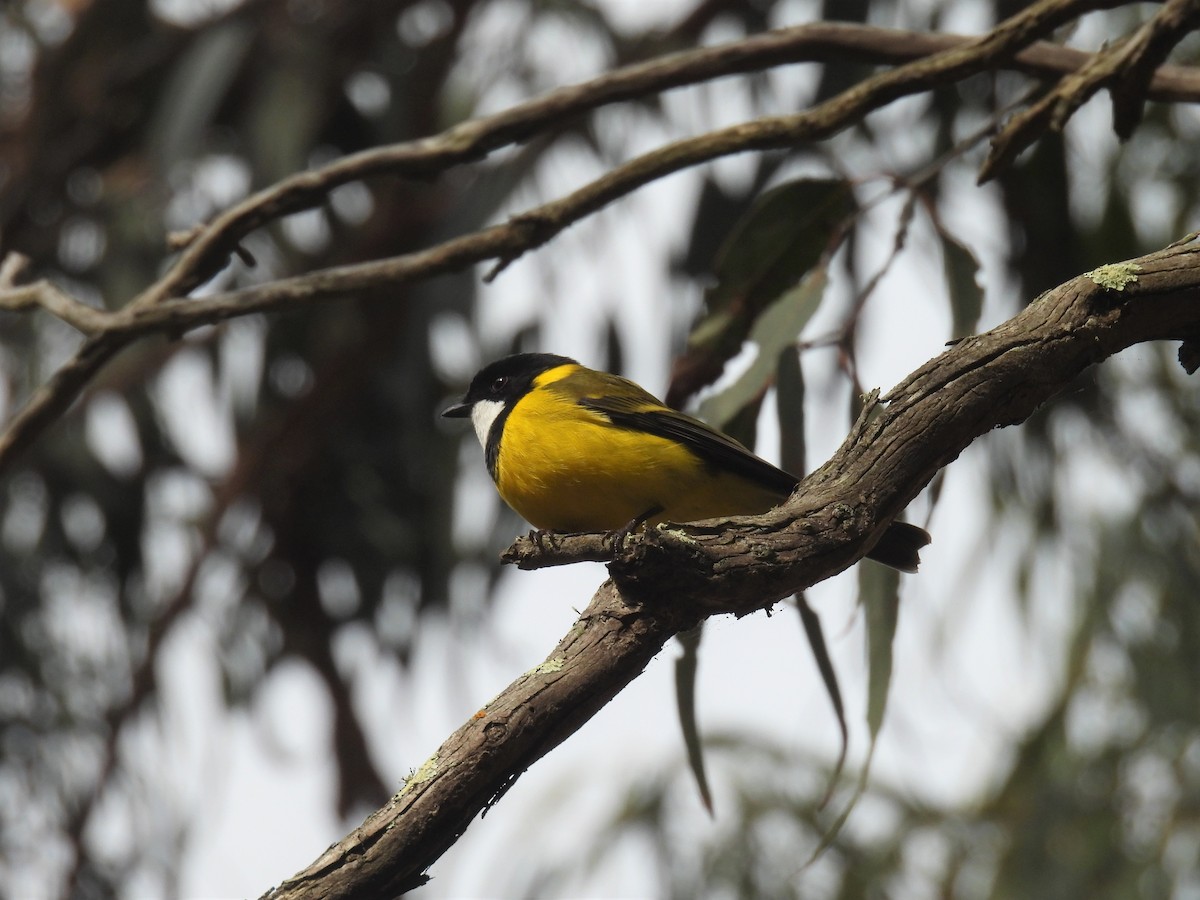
[{"left": 470, "top": 399, "right": 505, "bottom": 449}]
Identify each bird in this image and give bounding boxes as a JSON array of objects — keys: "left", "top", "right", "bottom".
[{"left": 443, "top": 353, "right": 930, "bottom": 572}]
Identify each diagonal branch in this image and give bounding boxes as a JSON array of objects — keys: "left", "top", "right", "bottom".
[
  {"left": 144, "top": 4, "right": 1160, "bottom": 303},
  {"left": 980, "top": 0, "right": 1200, "bottom": 181},
  {"left": 0, "top": 0, "right": 1146, "bottom": 476},
  {"left": 0, "top": 337, "right": 126, "bottom": 468},
  {"left": 262, "top": 236, "right": 1200, "bottom": 899},
  {"left": 1108, "top": 0, "right": 1200, "bottom": 137}
]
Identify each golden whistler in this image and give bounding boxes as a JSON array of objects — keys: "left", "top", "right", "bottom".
[{"left": 444, "top": 353, "right": 929, "bottom": 572}]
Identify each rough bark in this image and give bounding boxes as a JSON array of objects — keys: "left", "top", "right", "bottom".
[{"left": 263, "top": 239, "right": 1200, "bottom": 899}]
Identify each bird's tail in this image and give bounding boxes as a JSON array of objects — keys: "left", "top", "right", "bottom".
[{"left": 866, "top": 521, "right": 931, "bottom": 573}]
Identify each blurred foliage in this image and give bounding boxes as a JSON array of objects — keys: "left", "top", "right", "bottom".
[
  {"left": 1, "top": 0, "right": 1199, "bottom": 898},
  {"left": 516, "top": 736, "right": 994, "bottom": 900},
  {"left": 0, "top": 0, "right": 556, "bottom": 893}
]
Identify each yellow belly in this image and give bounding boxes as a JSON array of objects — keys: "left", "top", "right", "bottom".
[{"left": 493, "top": 387, "right": 787, "bottom": 532}]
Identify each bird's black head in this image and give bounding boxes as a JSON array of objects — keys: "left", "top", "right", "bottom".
[{"left": 442, "top": 353, "right": 577, "bottom": 418}]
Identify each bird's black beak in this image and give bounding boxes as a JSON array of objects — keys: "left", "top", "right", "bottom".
[{"left": 442, "top": 401, "right": 471, "bottom": 418}]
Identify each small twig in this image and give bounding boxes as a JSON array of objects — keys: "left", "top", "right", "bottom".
[
  {"left": 0, "top": 278, "right": 110, "bottom": 333},
  {"left": 0, "top": 251, "right": 109, "bottom": 333},
  {"left": 981, "top": 0, "right": 1200, "bottom": 181},
  {"left": 501, "top": 531, "right": 618, "bottom": 569},
  {"left": 0, "top": 251, "right": 30, "bottom": 286}
]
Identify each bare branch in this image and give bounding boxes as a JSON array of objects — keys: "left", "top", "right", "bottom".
[
  {"left": 0, "top": 338, "right": 124, "bottom": 468},
  {"left": 0, "top": 0, "right": 1188, "bottom": 474},
  {"left": 0, "top": 278, "right": 110, "bottom": 333},
  {"left": 262, "top": 237, "right": 1200, "bottom": 900},
  {"left": 981, "top": 0, "right": 1200, "bottom": 180},
  {"left": 142, "top": 3, "right": 1176, "bottom": 303},
  {"left": 1108, "top": 0, "right": 1200, "bottom": 137}
]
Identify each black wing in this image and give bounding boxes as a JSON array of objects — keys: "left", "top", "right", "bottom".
[
  {"left": 578, "top": 392, "right": 800, "bottom": 497},
  {"left": 570, "top": 374, "right": 931, "bottom": 571}
]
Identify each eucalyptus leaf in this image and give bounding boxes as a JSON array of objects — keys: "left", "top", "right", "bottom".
[
  {"left": 149, "top": 22, "right": 255, "bottom": 170},
  {"left": 804, "top": 560, "right": 902, "bottom": 867},
  {"left": 939, "top": 229, "right": 984, "bottom": 340},
  {"left": 698, "top": 266, "right": 827, "bottom": 430},
  {"left": 673, "top": 624, "right": 714, "bottom": 814},
  {"left": 776, "top": 344, "right": 806, "bottom": 476},
  {"left": 796, "top": 593, "right": 847, "bottom": 808},
  {"left": 705, "top": 178, "right": 855, "bottom": 320},
  {"left": 862, "top": 560, "right": 900, "bottom": 739},
  {"left": 669, "top": 178, "right": 855, "bottom": 406}
]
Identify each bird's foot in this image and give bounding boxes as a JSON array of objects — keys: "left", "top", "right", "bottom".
[{"left": 612, "top": 505, "right": 663, "bottom": 556}]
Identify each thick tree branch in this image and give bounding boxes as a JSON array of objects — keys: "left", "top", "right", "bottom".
[
  {"left": 264, "top": 581, "right": 699, "bottom": 899},
  {"left": 613, "top": 249, "right": 1200, "bottom": 609},
  {"left": 262, "top": 238, "right": 1200, "bottom": 899},
  {"left": 0, "top": 0, "right": 1157, "bottom": 475}
]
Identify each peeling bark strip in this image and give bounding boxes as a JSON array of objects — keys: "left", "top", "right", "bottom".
[{"left": 263, "top": 238, "right": 1200, "bottom": 899}]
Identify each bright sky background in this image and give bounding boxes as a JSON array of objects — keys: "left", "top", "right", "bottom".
[{"left": 41, "top": 0, "right": 1165, "bottom": 897}]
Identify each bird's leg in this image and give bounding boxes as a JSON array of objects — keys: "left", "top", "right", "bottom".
[
  {"left": 613, "top": 505, "right": 663, "bottom": 556},
  {"left": 527, "top": 528, "right": 589, "bottom": 554},
  {"left": 529, "top": 529, "right": 571, "bottom": 553}
]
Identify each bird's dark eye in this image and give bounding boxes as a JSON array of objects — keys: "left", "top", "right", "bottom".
[{"left": 490, "top": 375, "right": 508, "bottom": 394}]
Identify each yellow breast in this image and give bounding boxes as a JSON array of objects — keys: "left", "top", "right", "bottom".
[{"left": 492, "top": 371, "right": 786, "bottom": 532}]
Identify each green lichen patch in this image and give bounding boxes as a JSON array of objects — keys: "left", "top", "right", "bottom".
[
  {"left": 656, "top": 524, "right": 699, "bottom": 545},
  {"left": 532, "top": 655, "right": 565, "bottom": 675},
  {"left": 398, "top": 753, "right": 439, "bottom": 797},
  {"left": 1087, "top": 262, "right": 1141, "bottom": 291}
]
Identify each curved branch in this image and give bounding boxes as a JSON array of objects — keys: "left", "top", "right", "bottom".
[
  {"left": 612, "top": 247, "right": 1200, "bottom": 609},
  {"left": 1108, "top": 0, "right": 1200, "bottom": 136},
  {"left": 145, "top": 4, "right": 1165, "bottom": 302},
  {"left": 0, "top": 275, "right": 111, "bottom": 332},
  {"left": 263, "top": 237, "right": 1200, "bottom": 899},
  {"left": 0, "top": 0, "right": 1141, "bottom": 474},
  {"left": 981, "top": 0, "right": 1200, "bottom": 180}
]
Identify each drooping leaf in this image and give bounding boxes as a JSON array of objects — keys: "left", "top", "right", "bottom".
[
  {"left": 776, "top": 344, "right": 806, "bottom": 477},
  {"left": 677, "top": 176, "right": 750, "bottom": 279},
  {"left": 862, "top": 560, "right": 901, "bottom": 741},
  {"left": 668, "top": 178, "right": 856, "bottom": 407},
  {"left": 795, "top": 592, "right": 847, "bottom": 808},
  {"left": 706, "top": 178, "right": 854, "bottom": 318},
  {"left": 149, "top": 22, "right": 255, "bottom": 169},
  {"left": 697, "top": 265, "right": 828, "bottom": 430},
  {"left": 673, "top": 624, "right": 713, "bottom": 814},
  {"left": 937, "top": 226, "right": 984, "bottom": 340},
  {"left": 805, "top": 557, "right": 902, "bottom": 867}
]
